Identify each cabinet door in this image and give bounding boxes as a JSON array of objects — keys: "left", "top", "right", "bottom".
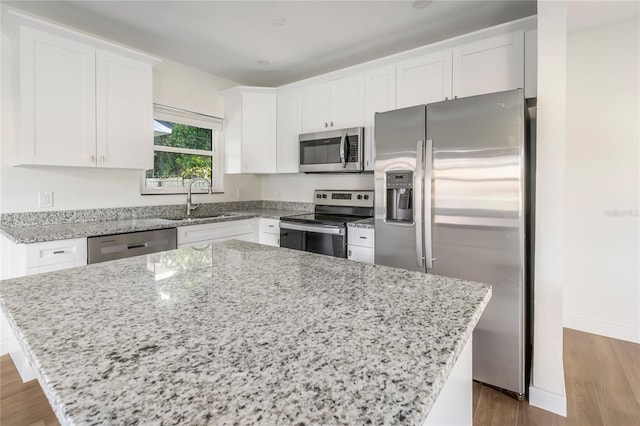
[
  {"left": 223, "top": 90, "right": 243, "bottom": 174},
  {"left": 364, "top": 65, "right": 396, "bottom": 171},
  {"left": 276, "top": 89, "right": 302, "bottom": 173},
  {"left": 96, "top": 50, "right": 153, "bottom": 169},
  {"left": 330, "top": 74, "right": 364, "bottom": 129},
  {"left": 347, "top": 245, "right": 375, "bottom": 264},
  {"left": 397, "top": 50, "right": 452, "bottom": 108},
  {"left": 19, "top": 27, "right": 96, "bottom": 167},
  {"left": 177, "top": 219, "right": 257, "bottom": 245},
  {"left": 242, "top": 92, "right": 277, "bottom": 173},
  {"left": 301, "top": 83, "right": 331, "bottom": 133},
  {"left": 260, "top": 233, "right": 280, "bottom": 247},
  {"left": 452, "top": 32, "right": 524, "bottom": 99}
]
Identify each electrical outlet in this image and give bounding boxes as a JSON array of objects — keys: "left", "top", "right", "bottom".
[{"left": 38, "top": 191, "right": 53, "bottom": 208}]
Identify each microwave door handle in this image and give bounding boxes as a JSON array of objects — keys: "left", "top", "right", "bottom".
[{"left": 340, "top": 133, "right": 347, "bottom": 168}]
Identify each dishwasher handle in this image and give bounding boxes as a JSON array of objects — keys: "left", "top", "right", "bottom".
[{"left": 127, "top": 242, "right": 148, "bottom": 250}]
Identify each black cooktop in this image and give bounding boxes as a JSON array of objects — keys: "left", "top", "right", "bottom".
[{"left": 281, "top": 213, "right": 371, "bottom": 226}]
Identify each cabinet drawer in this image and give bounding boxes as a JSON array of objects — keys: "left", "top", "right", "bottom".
[
  {"left": 347, "top": 227, "right": 375, "bottom": 248},
  {"left": 259, "top": 218, "right": 280, "bottom": 234},
  {"left": 177, "top": 219, "right": 257, "bottom": 245},
  {"left": 25, "top": 238, "right": 87, "bottom": 268}
]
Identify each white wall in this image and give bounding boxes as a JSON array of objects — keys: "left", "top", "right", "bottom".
[
  {"left": 261, "top": 173, "right": 374, "bottom": 202},
  {"left": 564, "top": 16, "right": 640, "bottom": 343},
  {"left": 529, "top": 0, "right": 567, "bottom": 416},
  {"left": 0, "top": 49, "right": 263, "bottom": 213}
]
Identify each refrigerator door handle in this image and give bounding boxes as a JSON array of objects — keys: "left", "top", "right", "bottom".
[
  {"left": 424, "top": 139, "right": 433, "bottom": 269},
  {"left": 415, "top": 140, "right": 425, "bottom": 268}
]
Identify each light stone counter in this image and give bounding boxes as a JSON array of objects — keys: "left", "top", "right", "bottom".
[
  {"left": 348, "top": 217, "right": 375, "bottom": 229},
  {"left": 0, "top": 209, "right": 310, "bottom": 244},
  {"left": 0, "top": 240, "right": 490, "bottom": 425}
]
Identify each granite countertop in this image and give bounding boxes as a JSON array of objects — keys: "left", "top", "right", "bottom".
[
  {"left": 0, "top": 240, "right": 490, "bottom": 425},
  {"left": 348, "top": 217, "right": 375, "bottom": 229},
  {"left": 0, "top": 209, "right": 310, "bottom": 244}
]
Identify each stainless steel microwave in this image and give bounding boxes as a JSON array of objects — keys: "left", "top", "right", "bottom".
[{"left": 299, "top": 127, "right": 364, "bottom": 173}]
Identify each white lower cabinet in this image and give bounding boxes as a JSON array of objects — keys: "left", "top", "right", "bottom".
[
  {"left": 177, "top": 219, "right": 258, "bottom": 247},
  {"left": 258, "top": 218, "right": 280, "bottom": 247},
  {"left": 0, "top": 235, "right": 87, "bottom": 381},
  {"left": 0, "top": 235, "right": 87, "bottom": 279},
  {"left": 347, "top": 227, "right": 375, "bottom": 264}
]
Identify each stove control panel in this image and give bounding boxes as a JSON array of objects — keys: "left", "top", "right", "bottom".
[{"left": 313, "top": 190, "right": 374, "bottom": 208}]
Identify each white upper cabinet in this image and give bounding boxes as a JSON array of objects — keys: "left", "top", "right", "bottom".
[
  {"left": 223, "top": 87, "right": 277, "bottom": 174},
  {"left": 364, "top": 64, "right": 396, "bottom": 171},
  {"left": 19, "top": 27, "right": 97, "bottom": 167},
  {"left": 276, "top": 88, "right": 302, "bottom": 173},
  {"left": 452, "top": 32, "right": 524, "bottom": 99},
  {"left": 96, "top": 50, "right": 153, "bottom": 169},
  {"left": 396, "top": 50, "right": 453, "bottom": 108},
  {"left": 11, "top": 12, "right": 159, "bottom": 169},
  {"left": 301, "top": 73, "right": 364, "bottom": 133}
]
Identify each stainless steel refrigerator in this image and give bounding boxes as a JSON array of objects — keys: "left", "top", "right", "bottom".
[{"left": 374, "top": 89, "right": 531, "bottom": 398}]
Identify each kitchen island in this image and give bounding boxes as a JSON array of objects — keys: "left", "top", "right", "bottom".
[{"left": 0, "top": 240, "right": 490, "bottom": 425}]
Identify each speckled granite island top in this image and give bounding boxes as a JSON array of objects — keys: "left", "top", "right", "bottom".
[{"left": 0, "top": 241, "right": 490, "bottom": 425}]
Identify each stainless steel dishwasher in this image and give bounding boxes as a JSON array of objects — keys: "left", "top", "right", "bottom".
[{"left": 87, "top": 228, "right": 177, "bottom": 264}]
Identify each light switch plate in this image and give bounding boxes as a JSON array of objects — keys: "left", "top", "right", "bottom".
[{"left": 38, "top": 191, "right": 53, "bottom": 208}]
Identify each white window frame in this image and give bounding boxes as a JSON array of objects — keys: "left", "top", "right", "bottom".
[{"left": 141, "top": 104, "right": 224, "bottom": 195}]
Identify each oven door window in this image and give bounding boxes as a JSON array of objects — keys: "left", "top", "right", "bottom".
[
  {"left": 305, "top": 232, "right": 346, "bottom": 257},
  {"left": 280, "top": 228, "right": 346, "bottom": 258}
]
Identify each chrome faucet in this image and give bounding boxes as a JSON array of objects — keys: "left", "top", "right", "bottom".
[{"left": 186, "top": 178, "right": 212, "bottom": 217}]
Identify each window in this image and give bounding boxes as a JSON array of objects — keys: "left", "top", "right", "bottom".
[{"left": 141, "top": 105, "right": 224, "bottom": 194}]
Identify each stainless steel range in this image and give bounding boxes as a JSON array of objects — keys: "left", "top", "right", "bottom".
[{"left": 279, "top": 190, "right": 374, "bottom": 258}]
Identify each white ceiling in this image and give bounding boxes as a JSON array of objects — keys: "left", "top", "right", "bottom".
[{"left": 4, "top": 1, "right": 537, "bottom": 86}]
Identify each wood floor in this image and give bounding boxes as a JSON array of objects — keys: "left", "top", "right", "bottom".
[
  {"left": 1, "top": 328, "right": 638, "bottom": 426},
  {"left": 473, "top": 328, "right": 640, "bottom": 426}
]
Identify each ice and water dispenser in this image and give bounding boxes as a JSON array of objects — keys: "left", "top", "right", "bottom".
[{"left": 386, "top": 170, "right": 414, "bottom": 222}]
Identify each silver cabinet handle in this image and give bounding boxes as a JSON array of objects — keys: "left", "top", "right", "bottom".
[
  {"left": 90, "top": 155, "right": 95, "bottom": 162},
  {"left": 53, "top": 250, "right": 65, "bottom": 254},
  {"left": 415, "top": 140, "right": 424, "bottom": 268},
  {"left": 325, "top": 122, "right": 328, "bottom": 128},
  {"left": 359, "top": 236, "right": 367, "bottom": 239},
  {"left": 339, "top": 133, "right": 347, "bottom": 168},
  {"left": 424, "top": 139, "right": 434, "bottom": 269},
  {"left": 100, "top": 155, "right": 105, "bottom": 163},
  {"left": 330, "top": 121, "right": 334, "bottom": 127}
]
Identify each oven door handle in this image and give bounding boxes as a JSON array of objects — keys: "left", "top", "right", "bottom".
[{"left": 280, "top": 222, "right": 345, "bottom": 236}]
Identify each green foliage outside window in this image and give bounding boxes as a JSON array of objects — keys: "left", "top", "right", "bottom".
[{"left": 145, "top": 121, "right": 213, "bottom": 182}]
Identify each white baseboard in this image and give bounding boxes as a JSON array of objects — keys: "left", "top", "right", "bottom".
[
  {"left": 564, "top": 314, "right": 640, "bottom": 344},
  {"left": 529, "top": 386, "right": 567, "bottom": 417}
]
